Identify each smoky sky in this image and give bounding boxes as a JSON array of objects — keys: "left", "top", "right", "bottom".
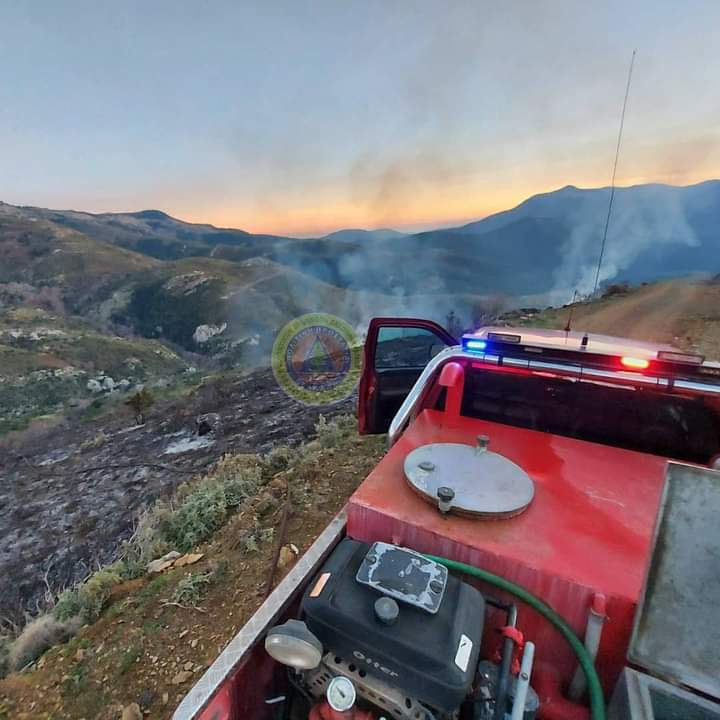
[{"left": 1, "top": 0, "right": 719, "bottom": 235}]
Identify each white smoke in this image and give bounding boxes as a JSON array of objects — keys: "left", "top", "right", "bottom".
[{"left": 552, "top": 185, "right": 698, "bottom": 296}]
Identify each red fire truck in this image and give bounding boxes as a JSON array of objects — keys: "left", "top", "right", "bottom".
[{"left": 175, "top": 319, "right": 720, "bottom": 720}]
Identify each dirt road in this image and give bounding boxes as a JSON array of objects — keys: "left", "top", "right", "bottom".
[{"left": 531, "top": 279, "right": 720, "bottom": 358}]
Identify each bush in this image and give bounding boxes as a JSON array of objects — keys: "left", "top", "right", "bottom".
[
  {"left": 7, "top": 615, "right": 81, "bottom": 672},
  {"left": 315, "top": 414, "right": 355, "bottom": 448},
  {"left": 54, "top": 569, "right": 121, "bottom": 623},
  {"left": 0, "top": 634, "right": 9, "bottom": 677},
  {"left": 264, "top": 445, "right": 300, "bottom": 472},
  {"left": 125, "top": 388, "right": 155, "bottom": 425},
  {"left": 139, "top": 460, "right": 262, "bottom": 555},
  {"left": 172, "top": 571, "right": 213, "bottom": 605}
]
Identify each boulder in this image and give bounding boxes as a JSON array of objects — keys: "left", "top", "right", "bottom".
[
  {"left": 193, "top": 323, "right": 227, "bottom": 344},
  {"left": 147, "top": 550, "right": 181, "bottom": 574},
  {"left": 86, "top": 378, "right": 103, "bottom": 393},
  {"left": 196, "top": 412, "right": 223, "bottom": 437}
]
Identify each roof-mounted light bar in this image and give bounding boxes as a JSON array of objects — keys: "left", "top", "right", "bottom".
[
  {"left": 657, "top": 350, "right": 705, "bottom": 365},
  {"left": 486, "top": 331, "right": 522, "bottom": 344},
  {"left": 621, "top": 356, "right": 650, "bottom": 370},
  {"left": 463, "top": 338, "right": 487, "bottom": 352},
  {"left": 461, "top": 331, "right": 718, "bottom": 384}
]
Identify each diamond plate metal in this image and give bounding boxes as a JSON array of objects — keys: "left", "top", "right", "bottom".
[{"left": 173, "top": 510, "right": 347, "bottom": 719}]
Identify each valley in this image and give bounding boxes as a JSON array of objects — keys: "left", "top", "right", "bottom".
[{"left": 2, "top": 180, "right": 719, "bottom": 433}]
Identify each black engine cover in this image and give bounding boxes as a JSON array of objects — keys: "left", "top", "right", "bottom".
[{"left": 302, "top": 539, "right": 485, "bottom": 713}]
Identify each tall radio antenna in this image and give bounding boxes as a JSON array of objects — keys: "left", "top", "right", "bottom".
[{"left": 592, "top": 49, "right": 637, "bottom": 294}]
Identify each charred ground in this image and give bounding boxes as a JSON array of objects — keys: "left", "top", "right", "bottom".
[{"left": 1, "top": 367, "right": 354, "bottom": 625}]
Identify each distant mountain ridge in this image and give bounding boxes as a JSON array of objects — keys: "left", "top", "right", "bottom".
[
  {"left": 320, "top": 228, "right": 408, "bottom": 243},
  {"left": 4, "top": 181, "right": 718, "bottom": 310},
  {"left": 4, "top": 179, "right": 718, "bottom": 299},
  {"left": 1, "top": 181, "right": 719, "bottom": 432}
]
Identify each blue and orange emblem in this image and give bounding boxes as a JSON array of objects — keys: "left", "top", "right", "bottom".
[{"left": 272, "top": 313, "right": 361, "bottom": 405}]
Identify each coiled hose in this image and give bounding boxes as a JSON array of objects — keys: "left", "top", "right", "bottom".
[{"left": 423, "top": 553, "right": 606, "bottom": 720}]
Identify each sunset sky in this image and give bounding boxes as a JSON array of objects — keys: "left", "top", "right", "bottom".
[{"left": 1, "top": 1, "right": 719, "bottom": 236}]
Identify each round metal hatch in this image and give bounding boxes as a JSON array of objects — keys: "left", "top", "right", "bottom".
[{"left": 403, "top": 439, "right": 534, "bottom": 519}]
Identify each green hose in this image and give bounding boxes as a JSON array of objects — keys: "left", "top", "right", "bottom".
[{"left": 424, "top": 553, "right": 606, "bottom": 720}]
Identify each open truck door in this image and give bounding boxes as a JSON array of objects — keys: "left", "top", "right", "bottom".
[{"left": 358, "top": 317, "right": 456, "bottom": 434}]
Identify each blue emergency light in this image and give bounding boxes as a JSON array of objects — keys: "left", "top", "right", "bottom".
[{"left": 462, "top": 337, "right": 487, "bottom": 353}]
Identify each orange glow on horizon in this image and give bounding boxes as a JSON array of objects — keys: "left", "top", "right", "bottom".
[
  {"left": 173, "top": 168, "right": 720, "bottom": 237},
  {"left": 177, "top": 182, "right": 540, "bottom": 237}
]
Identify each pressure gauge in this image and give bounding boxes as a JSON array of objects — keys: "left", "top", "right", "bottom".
[{"left": 326, "top": 676, "right": 356, "bottom": 712}]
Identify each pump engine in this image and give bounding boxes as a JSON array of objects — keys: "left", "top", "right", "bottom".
[{"left": 267, "top": 539, "right": 489, "bottom": 719}]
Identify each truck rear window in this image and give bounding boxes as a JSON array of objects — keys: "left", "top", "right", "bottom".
[{"left": 459, "top": 367, "right": 720, "bottom": 464}]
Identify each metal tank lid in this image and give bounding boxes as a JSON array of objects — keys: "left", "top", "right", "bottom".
[{"left": 403, "top": 435, "right": 534, "bottom": 519}]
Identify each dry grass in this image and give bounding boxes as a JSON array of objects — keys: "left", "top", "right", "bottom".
[{"left": 7, "top": 616, "right": 81, "bottom": 672}]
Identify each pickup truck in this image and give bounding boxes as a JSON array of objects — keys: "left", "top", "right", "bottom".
[{"left": 175, "top": 318, "right": 720, "bottom": 720}]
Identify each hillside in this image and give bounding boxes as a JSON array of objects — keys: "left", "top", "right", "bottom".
[
  {"left": 0, "top": 307, "right": 190, "bottom": 434},
  {"left": 5, "top": 180, "right": 720, "bottom": 301},
  {"left": 2, "top": 182, "right": 720, "bottom": 432},
  {"left": 509, "top": 277, "right": 720, "bottom": 359},
  {"left": 3, "top": 277, "right": 720, "bottom": 719},
  {"left": 0, "top": 203, "right": 292, "bottom": 262},
  {"left": 0, "top": 210, "right": 158, "bottom": 312},
  {"left": 0, "top": 415, "right": 383, "bottom": 720}
]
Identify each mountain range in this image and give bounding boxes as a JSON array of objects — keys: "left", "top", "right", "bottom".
[
  {"left": 5, "top": 179, "right": 718, "bottom": 300},
  {"left": 1, "top": 179, "right": 719, "bottom": 432}
]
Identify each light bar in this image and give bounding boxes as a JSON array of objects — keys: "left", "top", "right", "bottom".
[
  {"left": 657, "top": 350, "right": 705, "bottom": 365},
  {"left": 486, "top": 332, "right": 522, "bottom": 344},
  {"left": 463, "top": 338, "right": 487, "bottom": 352},
  {"left": 621, "top": 356, "right": 650, "bottom": 370}
]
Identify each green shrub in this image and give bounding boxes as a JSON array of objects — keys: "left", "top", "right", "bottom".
[
  {"left": 53, "top": 590, "right": 83, "bottom": 622},
  {"left": 54, "top": 569, "right": 121, "bottom": 623},
  {"left": 137, "top": 574, "right": 171, "bottom": 602},
  {"left": 264, "top": 445, "right": 300, "bottom": 472},
  {"left": 154, "top": 464, "right": 261, "bottom": 552},
  {"left": 172, "top": 571, "right": 213, "bottom": 606},
  {"left": 315, "top": 414, "right": 355, "bottom": 448}
]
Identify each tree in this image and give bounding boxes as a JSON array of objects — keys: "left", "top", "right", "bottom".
[
  {"left": 125, "top": 388, "right": 155, "bottom": 425},
  {"left": 470, "top": 295, "right": 507, "bottom": 329},
  {"left": 445, "top": 310, "right": 463, "bottom": 340}
]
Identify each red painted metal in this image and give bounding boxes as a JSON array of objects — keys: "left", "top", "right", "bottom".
[
  {"left": 309, "top": 700, "right": 376, "bottom": 720},
  {"left": 438, "top": 361, "right": 465, "bottom": 419},
  {"left": 195, "top": 641, "right": 277, "bottom": 720},
  {"left": 533, "top": 664, "right": 590, "bottom": 720},
  {"left": 347, "top": 408, "right": 669, "bottom": 699},
  {"left": 358, "top": 317, "right": 454, "bottom": 433}
]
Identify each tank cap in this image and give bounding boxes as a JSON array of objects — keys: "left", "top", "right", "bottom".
[
  {"left": 437, "top": 486, "right": 455, "bottom": 514},
  {"left": 374, "top": 596, "right": 400, "bottom": 625}
]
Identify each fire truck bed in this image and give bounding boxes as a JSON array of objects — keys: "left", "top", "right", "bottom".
[{"left": 347, "top": 409, "right": 669, "bottom": 689}]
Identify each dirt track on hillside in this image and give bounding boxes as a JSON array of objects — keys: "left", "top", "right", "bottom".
[{"left": 539, "top": 279, "right": 720, "bottom": 358}]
